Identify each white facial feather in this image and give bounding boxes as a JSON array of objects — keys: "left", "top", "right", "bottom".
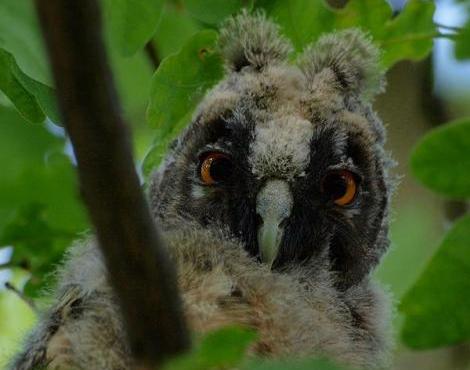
[{"left": 250, "top": 116, "right": 313, "bottom": 180}]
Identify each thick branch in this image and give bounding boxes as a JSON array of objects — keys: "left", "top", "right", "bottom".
[{"left": 34, "top": 0, "right": 189, "bottom": 368}]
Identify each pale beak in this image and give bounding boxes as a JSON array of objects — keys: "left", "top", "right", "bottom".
[{"left": 256, "top": 180, "right": 293, "bottom": 266}]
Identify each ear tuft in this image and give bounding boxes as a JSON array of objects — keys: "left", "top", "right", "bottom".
[
  {"left": 298, "top": 29, "right": 385, "bottom": 100},
  {"left": 218, "top": 10, "right": 293, "bottom": 72}
]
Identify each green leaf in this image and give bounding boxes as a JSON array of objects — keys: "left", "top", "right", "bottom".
[
  {"left": 0, "top": 0, "right": 50, "bottom": 84},
  {"left": 147, "top": 30, "right": 224, "bottom": 128},
  {"left": 184, "top": 0, "right": 253, "bottom": 25},
  {"left": 163, "top": 326, "right": 257, "bottom": 370},
  {"left": 455, "top": 20, "right": 470, "bottom": 60},
  {"left": 104, "top": 0, "right": 165, "bottom": 56},
  {"left": 0, "top": 107, "right": 87, "bottom": 296},
  {"left": 1, "top": 203, "right": 77, "bottom": 296},
  {"left": 411, "top": 118, "right": 470, "bottom": 198},
  {"left": 334, "top": 0, "right": 393, "bottom": 39},
  {"left": 153, "top": 3, "right": 202, "bottom": 60},
  {"left": 257, "top": 0, "right": 436, "bottom": 68},
  {"left": 400, "top": 215, "right": 470, "bottom": 349},
  {"left": 379, "top": 0, "right": 436, "bottom": 67},
  {"left": 256, "top": 0, "right": 334, "bottom": 51},
  {"left": 142, "top": 111, "right": 192, "bottom": 179},
  {"left": 0, "top": 48, "right": 59, "bottom": 124},
  {"left": 242, "top": 358, "right": 346, "bottom": 370}
]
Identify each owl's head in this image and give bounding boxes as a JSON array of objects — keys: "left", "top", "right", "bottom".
[{"left": 150, "top": 12, "right": 393, "bottom": 289}]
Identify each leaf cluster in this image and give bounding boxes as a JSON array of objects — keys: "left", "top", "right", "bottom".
[{"left": 400, "top": 118, "right": 470, "bottom": 349}]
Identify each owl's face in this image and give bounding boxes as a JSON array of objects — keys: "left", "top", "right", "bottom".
[{"left": 150, "top": 15, "right": 392, "bottom": 289}]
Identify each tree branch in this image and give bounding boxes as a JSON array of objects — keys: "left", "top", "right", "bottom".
[{"left": 34, "top": 1, "right": 189, "bottom": 368}]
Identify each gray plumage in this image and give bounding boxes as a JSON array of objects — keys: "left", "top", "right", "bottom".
[{"left": 10, "top": 11, "right": 395, "bottom": 370}]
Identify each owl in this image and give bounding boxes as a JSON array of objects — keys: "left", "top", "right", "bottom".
[{"left": 10, "top": 11, "right": 394, "bottom": 370}]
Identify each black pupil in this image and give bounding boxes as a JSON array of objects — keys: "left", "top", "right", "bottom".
[
  {"left": 323, "top": 174, "right": 348, "bottom": 200},
  {"left": 210, "top": 157, "right": 233, "bottom": 182}
]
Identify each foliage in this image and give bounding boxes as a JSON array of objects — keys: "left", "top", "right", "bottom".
[
  {"left": 0, "top": 107, "right": 87, "bottom": 296},
  {"left": 163, "top": 326, "right": 256, "bottom": 370},
  {"left": 411, "top": 118, "right": 470, "bottom": 198},
  {"left": 257, "top": 0, "right": 436, "bottom": 68},
  {"left": 400, "top": 215, "right": 470, "bottom": 349},
  {"left": 0, "top": 0, "right": 50, "bottom": 83},
  {"left": 455, "top": 1, "right": 470, "bottom": 59},
  {"left": 0, "top": 48, "right": 58, "bottom": 124},
  {"left": 455, "top": 21, "right": 470, "bottom": 59},
  {"left": 401, "top": 7, "right": 470, "bottom": 346},
  {"left": 143, "top": 0, "right": 439, "bottom": 178},
  {"left": 184, "top": 0, "right": 253, "bottom": 25},
  {"left": 143, "top": 30, "right": 224, "bottom": 176},
  {"left": 162, "top": 326, "right": 344, "bottom": 370},
  {"left": 0, "top": 0, "right": 58, "bottom": 124},
  {"left": 103, "top": 0, "right": 165, "bottom": 56},
  {"left": 243, "top": 358, "right": 346, "bottom": 370},
  {"left": 401, "top": 116, "right": 470, "bottom": 349},
  {"left": 1, "top": 0, "right": 470, "bottom": 368}
]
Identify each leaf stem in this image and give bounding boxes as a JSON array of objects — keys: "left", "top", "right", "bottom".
[{"left": 434, "top": 22, "right": 462, "bottom": 33}]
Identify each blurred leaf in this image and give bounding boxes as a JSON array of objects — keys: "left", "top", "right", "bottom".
[
  {"left": 163, "top": 326, "right": 257, "bottom": 370},
  {"left": 334, "top": 0, "right": 392, "bottom": 37},
  {"left": 242, "top": 358, "right": 347, "bottom": 370},
  {"left": 0, "top": 203, "right": 77, "bottom": 296},
  {"left": 376, "top": 204, "right": 443, "bottom": 300},
  {"left": 0, "top": 48, "right": 59, "bottom": 124},
  {"left": 142, "top": 111, "right": 192, "bottom": 179},
  {"left": 184, "top": 0, "right": 253, "bottom": 25},
  {"left": 153, "top": 2, "right": 202, "bottom": 59},
  {"left": 411, "top": 118, "right": 470, "bottom": 198},
  {"left": 256, "top": 0, "right": 334, "bottom": 51},
  {"left": 400, "top": 215, "right": 470, "bottom": 349},
  {"left": 0, "top": 0, "right": 50, "bottom": 84},
  {"left": 455, "top": 20, "right": 470, "bottom": 60},
  {"left": 379, "top": 0, "right": 436, "bottom": 67},
  {"left": 104, "top": 0, "right": 165, "bottom": 56},
  {"left": 0, "top": 279, "right": 36, "bottom": 368},
  {"left": 257, "top": 0, "right": 436, "bottom": 67},
  {"left": 147, "top": 30, "right": 224, "bottom": 128},
  {"left": 141, "top": 137, "right": 169, "bottom": 179},
  {"left": 0, "top": 107, "right": 87, "bottom": 295}
]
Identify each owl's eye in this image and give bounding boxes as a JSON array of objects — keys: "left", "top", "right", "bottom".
[
  {"left": 199, "top": 152, "right": 233, "bottom": 185},
  {"left": 321, "top": 170, "right": 358, "bottom": 206}
]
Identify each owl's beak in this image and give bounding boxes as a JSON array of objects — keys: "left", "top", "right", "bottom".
[{"left": 256, "top": 180, "right": 293, "bottom": 267}]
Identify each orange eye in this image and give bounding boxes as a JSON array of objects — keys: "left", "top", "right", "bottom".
[
  {"left": 199, "top": 152, "right": 233, "bottom": 185},
  {"left": 322, "top": 170, "right": 358, "bottom": 206}
]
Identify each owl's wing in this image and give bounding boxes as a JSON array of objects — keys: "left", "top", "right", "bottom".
[{"left": 9, "top": 242, "right": 130, "bottom": 370}]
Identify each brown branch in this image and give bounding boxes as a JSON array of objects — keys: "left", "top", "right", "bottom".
[{"left": 34, "top": 0, "right": 189, "bottom": 368}]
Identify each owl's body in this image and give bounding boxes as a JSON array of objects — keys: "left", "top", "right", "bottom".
[{"left": 11, "top": 12, "right": 395, "bottom": 370}]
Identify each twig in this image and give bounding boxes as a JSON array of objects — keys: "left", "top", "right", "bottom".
[
  {"left": 434, "top": 22, "right": 462, "bottom": 33},
  {"left": 33, "top": 0, "right": 189, "bottom": 368},
  {"left": 145, "top": 40, "right": 161, "bottom": 70},
  {"left": 4, "top": 281, "right": 38, "bottom": 313}
]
